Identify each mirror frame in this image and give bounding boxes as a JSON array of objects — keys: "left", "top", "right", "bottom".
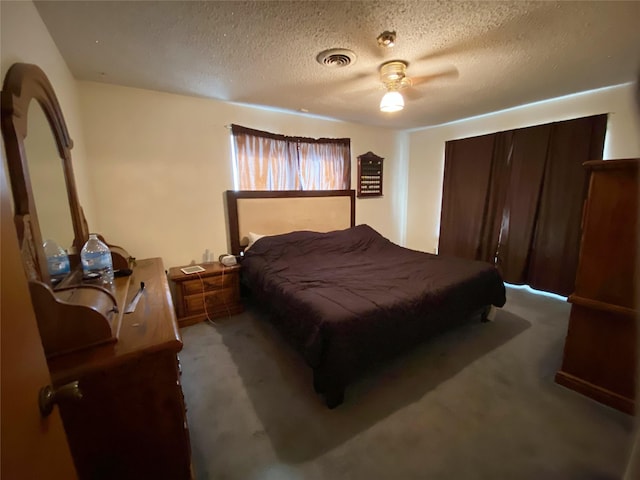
[{"left": 1, "top": 63, "right": 88, "bottom": 284}]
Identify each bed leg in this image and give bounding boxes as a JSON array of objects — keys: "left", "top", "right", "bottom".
[
  {"left": 325, "top": 388, "right": 345, "bottom": 409},
  {"left": 481, "top": 305, "right": 492, "bottom": 323},
  {"left": 313, "top": 370, "right": 345, "bottom": 408}
]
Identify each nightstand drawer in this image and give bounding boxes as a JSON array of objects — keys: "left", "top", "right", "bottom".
[
  {"left": 182, "top": 274, "right": 233, "bottom": 295},
  {"left": 168, "top": 262, "right": 243, "bottom": 327},
  {"left": 184, "top": 288, "right": 237, "bottom": 314}
]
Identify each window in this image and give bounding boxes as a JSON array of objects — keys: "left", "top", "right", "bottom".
[{"left": 231, "top": 124, "right": 351, "bottom": 190}]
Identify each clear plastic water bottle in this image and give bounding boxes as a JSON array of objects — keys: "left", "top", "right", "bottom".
[
  {"left": 43, "top": 239, "right": 70, "bottom": 278},
  {"left": 81, "top": 234, "right": 114, "bottom": 285}
]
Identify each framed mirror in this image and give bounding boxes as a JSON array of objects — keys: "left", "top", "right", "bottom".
[
  {"left": 1, "top": 63, "right": 126, "bottom": 356},
  {"left": 25, "top": 100, "right": 76, "bottom": 254},
  {"left": 1, "top": 63, "right": 88, "bottom": 286}
]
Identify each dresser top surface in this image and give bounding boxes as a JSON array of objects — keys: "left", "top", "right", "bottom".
[{"left": 49, "top": 257, "right": 182, "bottom": 383}]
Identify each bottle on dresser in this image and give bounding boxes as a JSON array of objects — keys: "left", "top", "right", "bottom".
[
  {"left": 43, "top": 239, "right": 70, "bottom": 283},
  {"left": 81, "top": 234, "right": 114, "bottom": 285}
]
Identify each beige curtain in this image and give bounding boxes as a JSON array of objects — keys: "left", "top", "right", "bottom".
[
  {"left": 297, "top": 141, "right": 350, "bottom": 190},
  {"left": 231, "top": 124, "right": 350, "bottom": 190},
  {"left": 232, "top": 127, "right": 299, "bottom": 190}
]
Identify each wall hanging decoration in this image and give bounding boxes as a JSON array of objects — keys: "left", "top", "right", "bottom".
[{"left": 357, "top": 151, "right": 384, "bottom": 197}]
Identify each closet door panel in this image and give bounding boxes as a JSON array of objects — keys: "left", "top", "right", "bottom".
[{"left": 439, "top": 134, "right": 494, "bottom": 259}]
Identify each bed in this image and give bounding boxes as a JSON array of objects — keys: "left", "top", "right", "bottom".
[{"left": 226, "top": 190, "right": 506, "bottom": 408}]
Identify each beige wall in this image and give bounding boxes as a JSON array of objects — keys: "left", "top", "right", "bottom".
[
  {"left": 0, "top": 0, "right": 95, "bottom": 224},
  {"left": 405, "top": 83, "right": 640, "bottom": 254},
  {"left": 78, "top": 81, "right": 407, "bottom": 268}
]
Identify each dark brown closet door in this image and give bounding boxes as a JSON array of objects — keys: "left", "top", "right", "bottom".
[
  {"left": 439, "top": 133, "right": 502, "bottom": 261},
  {"left": 527, "top": 114, "right": 607, "bottom": 295},
  {"left": 438, "top": 114, "right": 607, "bottom": 296},
  {"left": 497, "top": 124, "right": 553, "bottom": 284}
]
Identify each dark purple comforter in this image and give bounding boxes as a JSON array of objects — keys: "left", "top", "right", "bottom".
[{"left": 242, "top": 224, "right": 506, "bottom": 395}]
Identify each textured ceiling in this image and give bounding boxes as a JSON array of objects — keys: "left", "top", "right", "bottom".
[{"left": 34, "top": 1, "right": 640, "bottom": 130}]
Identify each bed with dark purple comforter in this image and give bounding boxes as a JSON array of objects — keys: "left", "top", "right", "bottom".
[{"left": 242, "top": 224, "right": 506, "bottom": 407}]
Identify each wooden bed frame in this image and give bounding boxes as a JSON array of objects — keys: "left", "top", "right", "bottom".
[{"left": 225, "top": 190, "right": 356, "bottom": 255}]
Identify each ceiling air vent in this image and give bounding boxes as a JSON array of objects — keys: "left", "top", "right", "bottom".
[{"left": 316, "top": 48, "right": 356, "bottom": 68}]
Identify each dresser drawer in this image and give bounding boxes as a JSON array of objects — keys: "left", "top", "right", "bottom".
[
  {"left": 184, "top": 288, "right": 237, "bottom": 314},
  {"left": 182, "top": 274, "right": 233, "bottom": 295}
]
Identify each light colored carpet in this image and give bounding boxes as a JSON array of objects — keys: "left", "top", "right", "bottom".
[{"left": 179, "top": 286, "right": 634, "bottom": 480}]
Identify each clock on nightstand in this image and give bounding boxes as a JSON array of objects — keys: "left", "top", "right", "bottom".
[{"left": 168, "top": 262, "right": 243, "bottom": 327}]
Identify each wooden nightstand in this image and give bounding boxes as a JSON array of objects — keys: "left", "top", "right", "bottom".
[{"left": 168, "top": 262, "right": 243, "bottom": 327}]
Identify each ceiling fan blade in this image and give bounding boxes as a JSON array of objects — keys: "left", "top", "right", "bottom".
[
  {"left": 403, "top": 87, "right": 425, "bottom": 102},
  {"left": 409, "top": 65, "right": 459, "bottom": 87},
  {"left": 330, "top": 70, "right": 376, "bottom": 93}
]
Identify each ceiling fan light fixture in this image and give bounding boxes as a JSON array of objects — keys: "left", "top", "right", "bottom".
[{"left": 380, "top": 90, "right": 404, "bottom": 112}]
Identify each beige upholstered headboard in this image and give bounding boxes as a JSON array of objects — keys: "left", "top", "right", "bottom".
[{"left": 225, "top": 190, "right": 356, "bottom": 254}]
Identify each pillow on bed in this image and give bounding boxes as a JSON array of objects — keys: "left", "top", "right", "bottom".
[{"left": 246, "top": 232, "right": 267, "bottom": 250}]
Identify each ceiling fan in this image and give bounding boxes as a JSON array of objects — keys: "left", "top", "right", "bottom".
[
  {"left": 375, "top": 31, "right": 458, "bottom": 113},
  {"left": 316, "top": 31, "right": 459, "bottom": 113}
]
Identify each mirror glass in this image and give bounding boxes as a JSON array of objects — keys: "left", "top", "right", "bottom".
[{"left": 23, "top": 101, "right": 75, "bottom": 253}]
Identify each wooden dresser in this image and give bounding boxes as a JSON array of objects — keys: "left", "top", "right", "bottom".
[
  {"left": 169, "top": 262, "right": 243, "bottom": 327},
  {"left": 555, "top": 158, "right": 639, "bottom": 414},
  {"left": 48, "top": 258, "right": 192, "bottom": 479},
  {"left": 1, "top": 64, "right": 190, "bottom": 479}
]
